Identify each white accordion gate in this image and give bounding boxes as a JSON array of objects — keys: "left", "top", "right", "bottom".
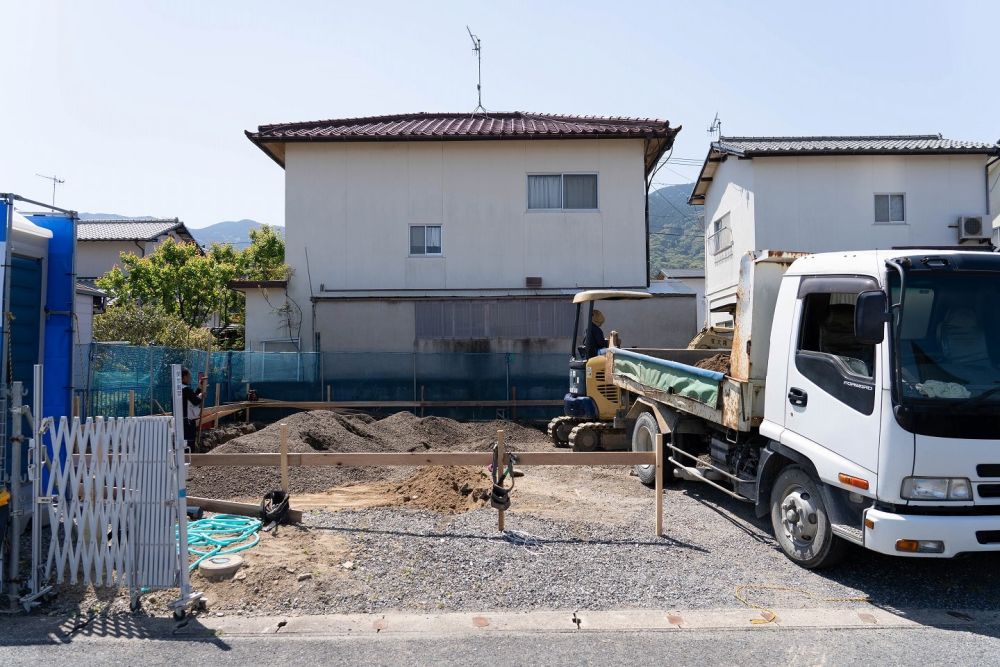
[{"left": 28, "top": 364, "right": 199, "bottom": 615}]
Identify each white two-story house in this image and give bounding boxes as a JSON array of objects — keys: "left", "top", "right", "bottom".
[
  {"left": 688, "top": 134, "right": 1000, "bottom": 326},
  {"left": 242, "top": 112, "right": 695, "bottom": 353}
]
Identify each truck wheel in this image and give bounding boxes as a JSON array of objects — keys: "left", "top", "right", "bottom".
[
  {"left": 632, "top": 412, "right": 670, "bottom": 486},
  {"left": 769, "top": 466, "right": 847, "bottom": 569}
]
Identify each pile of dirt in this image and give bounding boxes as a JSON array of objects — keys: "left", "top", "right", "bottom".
[
  {"left": 694, "top": 353, "right": 731, "bottom": 374},
  {"left": 373, "top": 466, "right": 492, "bottom": 513},
  {"left": 197, "top": 422, "right": 257, "bottom": 452},
  {"left": 186, "top": 410, "right": 549, "bottom": 501}
]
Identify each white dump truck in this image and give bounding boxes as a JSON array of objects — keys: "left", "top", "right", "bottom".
[{"left": 611, "top": 248, "right": 1000, "bottom": 568}]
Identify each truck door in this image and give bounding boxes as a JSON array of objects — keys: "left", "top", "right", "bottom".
[{"left": 783, "top": 276, "right": 882, "bottom": 475}]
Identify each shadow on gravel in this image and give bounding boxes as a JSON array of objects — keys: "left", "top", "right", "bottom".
[
  {"left": 671, "top": 481, "right": 1000, "bottom": 639},
  {"left": 311, "top": 523, "right": 709, "bottom": 552},
  {"left": 0, "top": 611, "right": 234, "bottom": 648}
]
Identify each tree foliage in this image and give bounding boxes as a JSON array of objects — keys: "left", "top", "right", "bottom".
[
  {"left": 93, "top": 302, "right": 216, "bottom": 349},
  {"left": 647, "top": 184, "right": 704, "bottom": 274},
  {"left": 95, "top": 225, "right": 288, "bottom": 348}
]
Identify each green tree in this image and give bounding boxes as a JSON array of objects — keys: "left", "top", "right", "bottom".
[
  {"left": 95, "top": 226, "right": 288, "bottom": 348},
  {"left": 93, "top": 302, "right": 215, "bottom": 349}
]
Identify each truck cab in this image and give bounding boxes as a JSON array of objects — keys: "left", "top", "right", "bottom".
[{"left": 761, "top": 249, "right": 1000, "bottom": 563}]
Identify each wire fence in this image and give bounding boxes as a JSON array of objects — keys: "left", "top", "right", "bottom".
[{"left": 73, "top": 343, "right": 569, "bottom": 422}]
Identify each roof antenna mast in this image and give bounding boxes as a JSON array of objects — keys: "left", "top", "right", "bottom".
[
  {"left": 707, "top": 113, "right": 722, "bottom": 140},
  {"left": 467, "top": 26, "right": 487, "bottom": 116},
  {"left": 35, "top": 173, "right": 65, "bottom": 207}
]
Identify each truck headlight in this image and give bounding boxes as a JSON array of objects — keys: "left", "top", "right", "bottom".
[{"left": 900, "top": 477, "right": 972, "bottom": 501}]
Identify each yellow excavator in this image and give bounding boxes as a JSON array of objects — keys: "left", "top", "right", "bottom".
[{"left": 547, "top": 290, "right": 651, "bottom": 451}]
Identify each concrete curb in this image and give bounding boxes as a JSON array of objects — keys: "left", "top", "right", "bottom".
[{"left": 7, "top": 607, "right": 997, "bottom": 642}]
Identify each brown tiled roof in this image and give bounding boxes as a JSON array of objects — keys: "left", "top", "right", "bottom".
[{"left": 246, "top": 112, "right": 679, "bottom": 172}]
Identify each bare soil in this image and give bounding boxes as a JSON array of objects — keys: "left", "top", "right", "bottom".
[
  {"left": 186, "top": 411, "right": 550, "bottom": 501},
  {"left": 694, "top": 352, "right": 731, "bottom": 373}
]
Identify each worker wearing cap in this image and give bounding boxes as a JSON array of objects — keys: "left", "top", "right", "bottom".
[
  {"left": 584, "top": 309, "right": 608, "bottom": 358},
  {"left": 181, "top": 367, "right": 206, "bottom": 447}
]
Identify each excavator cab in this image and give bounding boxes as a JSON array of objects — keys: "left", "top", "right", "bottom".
[{"left": 547, "top": 290, "right": 651, "bottom": 450}]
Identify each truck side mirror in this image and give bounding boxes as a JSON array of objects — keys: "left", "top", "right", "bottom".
[{"left": 855, "top": 290, "right": 889, "bottom": 345}]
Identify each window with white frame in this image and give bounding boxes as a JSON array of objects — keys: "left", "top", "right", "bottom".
[
  {"left": 527, "top": 173, "right": 598, "bottom": 210},
  {"left": 874, "top": 193, "right": 905, "bottom": 223},
  {"left": 409, "top": 225, "right": 442, "bottom": 255},
  {"left": 709, "top": 212, "right": 733, "bottom": 255}
]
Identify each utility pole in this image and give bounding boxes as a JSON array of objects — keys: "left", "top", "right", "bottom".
[{"left": 35, "top": 173, "right": 65, "bottom": 207}]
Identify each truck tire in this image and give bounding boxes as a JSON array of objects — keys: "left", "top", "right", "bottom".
[
  {"left": 769, "top": 465, "right": 847, "bottom": 569},
  {"left": 632, "top": 412, "right": 671, "bottom": 486}
]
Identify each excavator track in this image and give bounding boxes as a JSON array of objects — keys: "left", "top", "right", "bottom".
[
  {"left": 547, "top": 416, "right": 585, "bottom": 448},
  {"left": 568, "top": 422, "right": 629, "bottom": 452}
]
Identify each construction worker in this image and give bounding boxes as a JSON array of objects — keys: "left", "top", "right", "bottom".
[
  {"left": 584, "top": 309, "right": 608, "bottom": 358},
  {"left": 181, "top": 367, "right": 206, "bottom": 447}
]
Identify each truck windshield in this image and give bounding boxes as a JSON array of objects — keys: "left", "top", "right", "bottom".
[{"left": 890, "top": 272, "right": 1000, "bottom": 408}]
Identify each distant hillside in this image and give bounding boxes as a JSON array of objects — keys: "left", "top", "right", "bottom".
[
  {"left": 647, "top": 183, "right": 704, "bottom": 272},
  {"left": 192, "top": 219, "right": 283, "bottom": 248},
  {"left": 79, "top": 212, "right": 158, "bottom": 221}
]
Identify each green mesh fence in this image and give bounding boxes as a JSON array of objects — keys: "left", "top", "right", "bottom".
[{"left": 75, "top": 344, "right": 568, "bottom": 421}]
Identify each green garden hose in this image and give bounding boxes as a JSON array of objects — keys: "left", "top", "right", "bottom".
[{"left": 185, "top": 514, "right": 262, "bottom": 571}]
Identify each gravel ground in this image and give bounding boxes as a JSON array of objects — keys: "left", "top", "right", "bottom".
[{"left": 292, "top": 481, "right": 1000, "bottom": 615}]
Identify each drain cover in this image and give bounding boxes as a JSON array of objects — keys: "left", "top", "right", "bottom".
[{"left": 199, "top": 554, "right": 244, "bottom": 578}]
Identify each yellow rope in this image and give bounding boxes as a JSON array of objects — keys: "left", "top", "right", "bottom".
[{"left": 735, "top": 584, "right": 870, "bottom": 624}]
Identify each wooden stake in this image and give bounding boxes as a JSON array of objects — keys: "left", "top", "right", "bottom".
[
  {"left": 655, "top": 432, "right": 664, "bottom": 537},
  {"left": 73, "top": 395, "right": 80, "bottom": 418},
  {"left": 420, "top": 385, "right": 425, "bottom": 417},
  {"left": 279, "top": 422, "right": 289, "bottom": 493},
  {"left": 511, "top": 386, "right": 517, "bottom": 421},
  {"left": 213, "top": 384, "right": 222, "bottom": 428},
  {"left": 326, "top": 385, "right": 331, "bottom": 402},
  {"left": 128, "top": 390, "right": 135, "bottom": 417},
  {"left": 497, "top": 429, "right": 505, "bottom": 532}
]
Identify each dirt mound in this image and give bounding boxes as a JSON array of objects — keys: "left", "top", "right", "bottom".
[
  {"left": 374, "top": 466, "right": 492, "bottom": 513},
  {"left": 186, "top": 410, "right": 551, "bottom": 501},
  {"left": 694, "top": 353, "right": 731, "bottom": 374}
]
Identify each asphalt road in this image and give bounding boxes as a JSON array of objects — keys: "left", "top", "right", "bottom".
[{"left": 3, "top": 627, "right": 1000, "bottom": 666}]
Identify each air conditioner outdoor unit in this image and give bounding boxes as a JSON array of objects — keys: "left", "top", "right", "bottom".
[{"left": 957, "top": 216, "right": 989, "bottom": 242}]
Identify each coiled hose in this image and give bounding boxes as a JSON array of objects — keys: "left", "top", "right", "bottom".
[{"left": 185, "top": 514, "right": 262, "bottom": 571}]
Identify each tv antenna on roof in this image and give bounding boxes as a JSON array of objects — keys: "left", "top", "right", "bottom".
[
  {"left": 36, "top": 173, "right": 65, "bottom": 206},
  {"left": 707, "top": 113, "right": 722, "bottom": 140},
  {"left": 467, "top": 26, "right": 487, "bottom": 116}
]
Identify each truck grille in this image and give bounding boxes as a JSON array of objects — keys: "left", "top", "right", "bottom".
[
  {"left": 977, "top": 484, "right": 1000, "bottom": 499},
  {"left": 976, "top": 531, "right": 1000, "bottom": 545},
  {"left": 977, "top": 464, "right": 1000, "bottom": 478}
]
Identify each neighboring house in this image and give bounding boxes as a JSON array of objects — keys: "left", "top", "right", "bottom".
[
  {"left": 243, "top": 111, "right": 696, "bottom": 353},
  {"left": 689, "top": 134, "right": 1000, "bottom": 325},
  {"left": 653, "top": 268, "right": 705, "bottom": 327},
  {"left": 74, "top": 282, "right": 106, "bottom": 345},
  {"left": 76, "top": 218, "right": 199, "bottom": 284}
]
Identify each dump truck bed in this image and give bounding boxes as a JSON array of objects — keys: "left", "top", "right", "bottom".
[{"left": 609, "top": 346, "right": 752, "bottom": 430}]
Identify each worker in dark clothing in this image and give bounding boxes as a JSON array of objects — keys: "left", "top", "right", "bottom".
[
  {"left": 181, "top": 367, "right": 205, "bottom": 447},
  {"left": 584, "top": 309, "right": 608, "bottom": 358}
]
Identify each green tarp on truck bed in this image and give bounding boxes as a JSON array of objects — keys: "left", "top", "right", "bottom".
[{"left": 611, "top": 348, "right": 723, "bottom": 407}]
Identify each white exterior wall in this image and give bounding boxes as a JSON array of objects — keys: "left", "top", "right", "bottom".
[
  {"left": 74, "top": 292, "right": 94, "bottom": 344},
  {"left": 703, "top": 153, "right": 992, "bottom": 324},
  {"left": 243, "top": 287, "right": 301, "bottom": 351},
  {"left": 702, "top": 157, "right": 755, "bottom": 323},
  {"left": 283, "top": 139, "right": 649, "bottom": 351}
]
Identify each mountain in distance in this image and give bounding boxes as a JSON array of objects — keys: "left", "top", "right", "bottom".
[
  {"left": 647, "top": 183, "right": 704, "bottom": 273},
  {"left": 191, "top": 219, "right": 283, "bottom": 248},
  {"left": 79, "top": 212, "right": 158, "bottom": 221}
]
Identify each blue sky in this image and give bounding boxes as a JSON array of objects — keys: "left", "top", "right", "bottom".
[{"left": 1, "top": 0, "right": 996, "bottom": 228}]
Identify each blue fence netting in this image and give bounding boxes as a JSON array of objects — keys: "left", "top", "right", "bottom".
[{"left": 74, "top": 343, "right": 569, "bottom": 422}]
